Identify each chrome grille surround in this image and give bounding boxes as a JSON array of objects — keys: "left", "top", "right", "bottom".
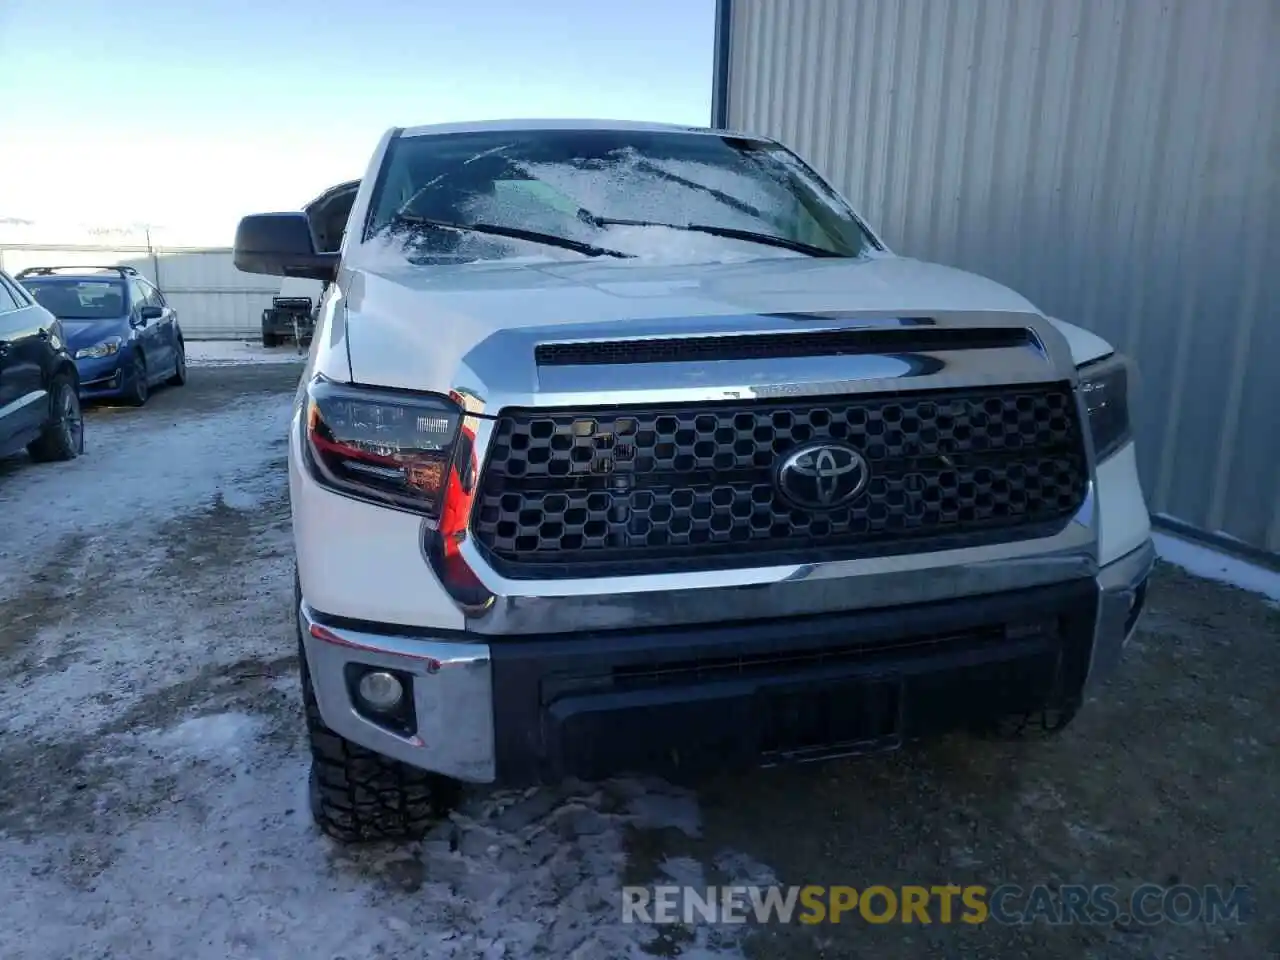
[
  {"left": 421, "top": 309, "right": 1103, "bottom": 635},
  {"left": 474, "top": 384, "right": 1088, "bottom": 577}
]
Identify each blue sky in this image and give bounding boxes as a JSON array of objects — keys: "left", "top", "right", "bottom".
[{"left": 0, "top": 0, "right": 715, "bottom": 242}]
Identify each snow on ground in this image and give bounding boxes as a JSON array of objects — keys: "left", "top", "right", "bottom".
[
  {"left": 0, "top": 369, "right": 755, "bottom": 960},
  {"left": 186, "top": 339, "right": 309, "bottom": 366},
  {"left": 1154, "top": 531, "right": 1280, "bottom": 607},
  {"left": 0, "top": 394, "right": 288, "bottom": 604}
]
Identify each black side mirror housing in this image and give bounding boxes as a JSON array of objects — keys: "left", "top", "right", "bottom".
[
  {"left": 233, "top": 212, "right": 338, "bottom": 280},
  {"left": 138, "top": 305, "right": 163, "bottom": 321}
]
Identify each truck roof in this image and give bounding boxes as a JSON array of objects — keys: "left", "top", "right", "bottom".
[{"left": 397, "top": 117, "right": 769, "bottom": 141}]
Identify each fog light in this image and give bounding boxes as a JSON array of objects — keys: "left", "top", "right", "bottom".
[{"left": 356, "top": 670, "right": 404, "bottom": 712}]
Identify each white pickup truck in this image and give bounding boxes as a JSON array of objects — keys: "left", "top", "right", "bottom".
[{"left": 233, "top": 119, "right": 1154, "bottom": 844}]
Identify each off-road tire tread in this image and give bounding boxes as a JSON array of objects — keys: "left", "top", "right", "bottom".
[{"left": 298, "top": 626, "right": 459, "bottom": 843}]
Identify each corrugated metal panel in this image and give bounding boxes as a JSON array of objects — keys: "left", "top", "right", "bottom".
[
  {"left": 722, "top": 0, "right": 1280, "bottom": 554},
  {"left": 0, "top": 244, "right": 278, "bottom": 338}
]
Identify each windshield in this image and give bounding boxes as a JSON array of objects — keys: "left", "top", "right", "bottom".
[
  {"left": 363, "top": 128, "right": 878, "bottom": 265},
  {"left": 23, "top": 279, "right": 127, "bottom": 320}
]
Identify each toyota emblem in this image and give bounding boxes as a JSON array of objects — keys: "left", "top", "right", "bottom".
[{"left": 774, "top": 441, "right": 869, "bottom": 510}]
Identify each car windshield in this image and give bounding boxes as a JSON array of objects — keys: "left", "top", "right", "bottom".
[
  {"left": 23, "top": 279, "right": 127, "bottom": 320},
  {"left": 363, "top": 128, "right": 877, "bottom": 265}
]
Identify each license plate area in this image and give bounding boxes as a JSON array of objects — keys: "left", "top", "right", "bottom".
[{"left": 759, "top": 676, "right": 903, "bottom": 764}]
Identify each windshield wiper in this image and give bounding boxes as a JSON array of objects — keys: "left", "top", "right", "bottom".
[
  {"left": 586, "top": 216, "right": 850, "bottom": 259},
  {"left": 389, "top": 214, "right": 634, "bottom": 259},
  {"left": 630, "top": 159, "right": 765, "bottom": 220}
]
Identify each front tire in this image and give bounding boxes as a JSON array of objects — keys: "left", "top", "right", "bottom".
[
  {"left": 295, "top": 579, "right": 460, "bottom": 843},
  {"left": 126, "top": 354, "right": 149, "bottom": 406},
  {"left": 27, "top": 375, "right": 84, "bottom": 463},
  {"left": 167, "top": 339, "right": 187, "bottom": 386}
]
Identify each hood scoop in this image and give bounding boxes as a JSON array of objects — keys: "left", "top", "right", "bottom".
[
  {"left": 534, "top": 325, "right": 1040, "bottom": 367},
  {"left": 459, "top": 308, "right": 1071, "bottom": 409}
]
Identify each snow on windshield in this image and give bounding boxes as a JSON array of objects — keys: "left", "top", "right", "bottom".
[
  {"left": 512, "top": 149, "right": 787, "bottom": 231},
  {"left": 361, "top": 222, "right": 805, "bottom": 269},
  {"left": 464, "top": 148, "right": 821, "bottom": 261},
  {"left": 361, "top": 136, "right": 869, "bottom": 268}
]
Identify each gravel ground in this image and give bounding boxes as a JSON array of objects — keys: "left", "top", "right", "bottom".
[{"left": 0, "top": 362, "right": 1275, "bottom": 960}]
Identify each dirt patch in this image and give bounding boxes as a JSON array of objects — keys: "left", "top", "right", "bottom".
[
  {"left": 0, "top": 533, "right": 93, "bottom": 658},
  {"left": 154, "top": 479, "right": 292, "bottom": 594}
]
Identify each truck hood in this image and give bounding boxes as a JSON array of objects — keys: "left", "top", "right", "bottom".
[{"left": 339, "top": 254, "right": 1114, "bottom": 393}]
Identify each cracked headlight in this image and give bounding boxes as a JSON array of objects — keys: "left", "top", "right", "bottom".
[
  {"left": 1078, "top": 352, "right": 1133, "bottom": 462},
  {"left": 75, "top": 338, "right": 123, "bottom": 360}
]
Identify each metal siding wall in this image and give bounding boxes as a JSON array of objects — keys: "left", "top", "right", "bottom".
[
  {"left": 724, "top": 0, "right": 1280, "bottom": 553},
  {"left": 0, "top": 245, "right": 278, "bottom": 338}
]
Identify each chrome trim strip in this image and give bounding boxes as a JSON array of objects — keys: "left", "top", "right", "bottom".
[
  {"left": 299, "top": 602, "right": 496, "bottom": 782},
  {"left": 0, "top": 389, "right": 46, "bottom": 421},
  {"left": 530, "top": 346, "right": 1057, "bottom": 405},
  {"left": 455, "top": 500, "right": 1097, "bottom": 634},
  {"left": 457, "top": 309, "right": 1080, "bottom": 410}
]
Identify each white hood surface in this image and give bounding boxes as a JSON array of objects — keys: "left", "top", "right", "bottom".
[{"left": 336, "top": 254, "right": 1114, "bottom": 391}]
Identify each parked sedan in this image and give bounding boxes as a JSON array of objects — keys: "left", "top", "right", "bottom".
[
  {"left": 16, "top": 265, "right": 187, "bottom": 406},
  {"left": 0, "top": 268, "right": 83, "bottom": 463}
]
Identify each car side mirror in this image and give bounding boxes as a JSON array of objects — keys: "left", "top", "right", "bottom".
[
  {"left": 138, "top": 305, "right": 163, "bottom": 322},
  {"left": 233, "top": 212, "right": 338, "bottom": 281}
]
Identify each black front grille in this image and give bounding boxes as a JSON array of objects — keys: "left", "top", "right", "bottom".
[{"left": 472, "top": 383, "right": 1088, "bottom": 577}]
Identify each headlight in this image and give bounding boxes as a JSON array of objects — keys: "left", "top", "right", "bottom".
[
  {"left": 303, "top": 376, "right": 462, "bottom": 517},
  {"left": 1077, "top": 352, "right": 1132, "bottom": 461},
  {"left": 75, "top": 338, "right": 123, "bottom": 360}
]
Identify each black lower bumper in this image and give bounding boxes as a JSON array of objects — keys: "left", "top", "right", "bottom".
[{"left": 487, "top": 578, "right": 1100, "bottom": 786}]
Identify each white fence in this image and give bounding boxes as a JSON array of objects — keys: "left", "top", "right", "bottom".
[{"left": 0, "top": 242, "right": 278, "bottom": 339}]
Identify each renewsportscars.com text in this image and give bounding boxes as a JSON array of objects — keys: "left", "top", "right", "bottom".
[{"left": 621, "top": 883, "right": 1252, "bottom": 926}]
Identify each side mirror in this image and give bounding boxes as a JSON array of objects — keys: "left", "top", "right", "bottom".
[
  {"left": 233, "top": 212, "right": 338, "bottom": 280},
  {"left": 138, "top": 305, "right": 163, "bottom": 321}
]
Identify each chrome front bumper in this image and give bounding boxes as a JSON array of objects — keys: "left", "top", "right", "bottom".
[
  {"left": 299, "top": 538, "right": 1156, "bottom": 785},
  {"left": 300, "top": 609, "right": 495, "bottom": 782},
  {"left": 1087, "top": 536, "right": 1157, "bottom": 688}
]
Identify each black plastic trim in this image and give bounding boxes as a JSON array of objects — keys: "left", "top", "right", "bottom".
[
  {"left": 711, "top": 0, "right": 733, "bottom": 128},
  {"left": 488, "top": 578, "right": 1099, "bottom": 785}
]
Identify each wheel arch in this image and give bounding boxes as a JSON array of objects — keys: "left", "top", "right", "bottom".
[{"left": 52, "top": 356, "right": 80, "bottom": 390}]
